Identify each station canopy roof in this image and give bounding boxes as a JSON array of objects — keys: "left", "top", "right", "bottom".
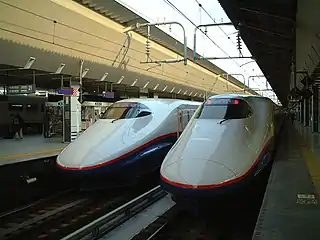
[
  {"left": 218, "top": 0, "right": 297, "bottom": 106},
  {"left": 73, "top": 0, "right": 257, "bottom": 95}
]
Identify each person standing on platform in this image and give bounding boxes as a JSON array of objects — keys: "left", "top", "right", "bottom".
[
  {"left": 10, "top": 114, "right": 15, "bottom": 139},
  {"left": 94, "top": 111, "right": 99, "bottom": 123},
  {"left": 43, "top": 110, "right": 50, "bottom": 138},
  {"left": 18, "top": 113, "right": 24, "bottom": 139},
  {"left": 290, "top": 112, "right": 295, "bottom": 124},
  {"left": 13, "top": 113, "right": 23, "bottom": 139}
]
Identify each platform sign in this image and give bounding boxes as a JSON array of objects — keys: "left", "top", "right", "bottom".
[
  {"left": 7, "top": 85, "right": 33, "bottom": 94},
  {"left": 45, "top": 101, "right": 63, "bottom": 107},
  {"left": 58, "top": 87, "right": 73, "bottom": 95},
  {"left": 102, "top": 91, "right": 115, "bottom": 99},
  {"left": 296, "top": 193, "right": 318, "bottom": 204}
]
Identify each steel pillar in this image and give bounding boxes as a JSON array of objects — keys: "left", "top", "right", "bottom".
[
  {"left": 63, "top": 95, "right": 71, "bottom": 143},
  {"left": 312, "top": 86, "right": 319, "bottom": 132},
  {"left": 304, "top": 98, "right": 309, "bottom": 126},
  {"left": 300, "top": 100, "right": 304, "bottom": 124}
]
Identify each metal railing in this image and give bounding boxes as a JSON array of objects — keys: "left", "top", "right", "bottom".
[{"left": 62, "top": 186, "right": 166, "bottom": 240}]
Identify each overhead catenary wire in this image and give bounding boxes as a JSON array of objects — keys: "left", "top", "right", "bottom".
[
  {"left": 121, "top": 0, "right": 251, "bottom": 86},
  {"left": 193, "top": 0, "right": 269, "bottom": 84},
  {"left": 0, "top": 1, "right": 206, "bottom": 84},
  {"left": 162, "top": 0, "right": 241, "bottom": 68},
  {"left": 194, "top": 0, "right": 279, "bottom": 100},
  {"left": 0, "top": 2, "right": 207, "bottom": 90},
  {"left": 193, "top": 0, "right": 237, "bottom": 46},
  {"left": 1, "top": 0, "right": 252, "bottom": 92},
  {"left": 199, "top": 5, "right": 206, "bottom": 57}
]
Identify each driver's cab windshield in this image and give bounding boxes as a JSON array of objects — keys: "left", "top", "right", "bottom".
[
  {"left": 195, "top": 98, "right": 252, "bottom": 119},
  {"left": 101, "top": 102, "right": 151, "bottom": 119}
]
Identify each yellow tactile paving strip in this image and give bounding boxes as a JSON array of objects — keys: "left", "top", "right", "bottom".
[
  {"left": 296, "top": 129, "right": 320, "bottom": 196},
  {"left": 0, "top": 148, "right": 64, "bottom": 160}
]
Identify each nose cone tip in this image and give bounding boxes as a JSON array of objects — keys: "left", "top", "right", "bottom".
[{"left": 57, "top": 148, "right": 104, "bottom": 169}]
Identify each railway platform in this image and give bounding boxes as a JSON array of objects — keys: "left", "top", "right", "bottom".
[
  {"left": 0, "top": 135, "right": 68, "bottom": 166},
  {"left": 252, "top": 121, "right": 320, "bottom": 240}
]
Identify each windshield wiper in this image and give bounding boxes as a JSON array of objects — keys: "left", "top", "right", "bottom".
[
  {"left": 218, "top": 118, "right": 230, "bottom": 124},
  {"left": 111, "top": 118, "right": 120, "bottom": 123}
]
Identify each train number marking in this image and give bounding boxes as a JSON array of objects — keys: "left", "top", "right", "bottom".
[{"left": 296, "top": 193, "right": 318, "bottom": 204}]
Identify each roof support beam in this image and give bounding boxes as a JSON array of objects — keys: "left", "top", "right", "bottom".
[
  {"left": 254, "top": 39, "right": 292, "bottom": 51},
  {"left": 240, "top": 7, "right": 295, "bottom": 23},
  {"left": 241, "top": 24, "right": 292, "bottom": 39}
]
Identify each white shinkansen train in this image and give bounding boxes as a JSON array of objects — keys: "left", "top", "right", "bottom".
[
  {"left": 57, "top": 98, "right": 201, "bottom": 187},
  {"left": 160, "top": 94, "right": 285, "bottom": 201}
]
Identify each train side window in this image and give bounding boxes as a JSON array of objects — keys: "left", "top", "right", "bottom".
[
  {"left": 136, "top": 111, "right": 151, "bottom": 118},
  {"left": 101, "top": 102, "right": 151, "bottom": 119}
]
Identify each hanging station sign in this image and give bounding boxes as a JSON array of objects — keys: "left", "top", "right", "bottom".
[
  {"left": 7, "top": 85, "right": 33, "bottom": 94},
  {"left": 57, "top": 87, "right": 74, "bottom": 95},
  {"left": 102, "top": 91, "right": 115, "bottom": 99}
]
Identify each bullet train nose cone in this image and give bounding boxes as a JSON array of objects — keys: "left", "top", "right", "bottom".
[
  {"left": 78, "top": 151, "right": 105, "bottom": 169},
  {"left": 58, "top": 149, "right": 103, "bottom": 169},
  {"left": 162, "top": 158, "right": 237, "bottom": 186}
]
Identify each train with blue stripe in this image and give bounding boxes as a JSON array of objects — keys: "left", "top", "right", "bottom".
[
  {"left": 160, "top": 94, "right": 285, "bottom": 202},
  {"left": 56, "top": 98, "right": 201, "bottom": 188}
]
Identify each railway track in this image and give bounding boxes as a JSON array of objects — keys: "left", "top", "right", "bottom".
[
  {"left": 131, "top": 208, "right": 249, "bottom": 240},
  {"left": 130, "top": 197, "right": 261, "bottom": 240},
  {"left": 0, "top": 159, "right": 272, "bottom": 239},
  {"left": 0, "top": 178, "right": 158, "bottom": 240},
  {"left": 130, "top": 165, "right": 273, "bottom": 240},
  {"left": 61, "top": 179, "right": 264, "bottom": 240},
  {"left": 62, "top": 185, "right": 167, "bottom": 240},
  {"left": 0, "top": 156, "right": 72, "bottom": 213}
]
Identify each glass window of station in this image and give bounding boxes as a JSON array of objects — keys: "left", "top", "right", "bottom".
[
  {"left": 101, "top": 102, "right": 152, "bottom": 119},
  {"left": 195, "top": 98, "right": 252, "bottom": 119}
]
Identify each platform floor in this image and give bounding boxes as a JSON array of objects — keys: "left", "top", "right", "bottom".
[
  {"left": 0, "top": 135, "right": 68, "bottom": 166},
  {"left": 252, "top": 121, "right": 320, "bottom": 240},
  {"left": 294, "top": 123, "right": 320, "bottom": 194}
]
